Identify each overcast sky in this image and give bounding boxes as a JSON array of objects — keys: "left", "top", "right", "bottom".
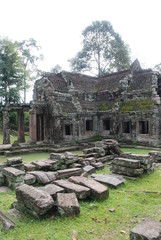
[{"left": 1, "top": 0, "right": 161, "bottom": 101}]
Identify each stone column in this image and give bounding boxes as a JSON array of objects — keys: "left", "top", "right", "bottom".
[
  {"left": 17, "top": 109, "right": 25, "bottom": 143},
  {"left": 29, "top": 110, "right": 37, "bottom": 142},
  {"left": 3, "top": 109, "right": 10, "bottom": 144}
]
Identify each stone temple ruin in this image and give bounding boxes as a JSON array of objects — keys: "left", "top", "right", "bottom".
[{"left": 29, "top": 59, "right": 161, "bottom": 147}]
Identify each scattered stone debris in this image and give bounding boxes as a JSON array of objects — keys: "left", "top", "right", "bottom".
[
  {"left": 57, "top": 193, "right": 80, "bottom": 217},
  {"left": 130, "top": 219, "right": 161, "bottom": 240},
  {"left": 39, "top": 184, "right": 64, "bottom": 200}
]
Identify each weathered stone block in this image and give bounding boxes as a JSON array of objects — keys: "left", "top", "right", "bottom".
[
  {"left": 54, "top": 179, "right": 90, "bottom": 199},
  {"left": 50, "top": 153, "right": 65, "bottom": 164},
  {"left": 24, "top": 174, "right": 36, "bottom": 185},
  {"left": 57, "top": 193, "right": 80, "bottom": 216},
  {"left": 16, "top": 184, "right": 54, "bottom": 217},
  {"left": 39, "top": 184, "right": 64, "bottom": 200},
  {"left": 111, "top": 164, "right": 143, "bottom": 177},
  {"left": 83, "top": 165, "right": 95, "bottom": 174},
  {"left": 130, "top": 219, "right": 161, "bottom": 240},
  {"left": 112, "top": 158, "right": 141, "bottom": 169},
  {"left": 32, "top": 160, "right": 51, "bottom": 170},
  {"left": 43, "top": 159, "right": 60, "bottom": 170},
  {"left": 7, "top": 157, "right": 22, "bottom": 166},
  {"left": 57, "top": 168, "right": 82, "bottom": 178},
  {"left": 29, "top": 171, "right": 58, "bottom": 184},
  {"left": 24, "top": 163, "right": 36, "bottom": 171},
  {"left": 69, "top": 176, "right": 109, "bottom": 200},
  {"left": 91, "top": 173, "right": 125, "bottom": 188},
  {"left": 0, "top": 162, "right": 8, "bottom": 171},
  {"left": 11, "top": 163, "right": 24, "bottom": 171},
  {"left": 91, "top": 162, "right": 104, "bottom": 170},
  {"left": 2, "top": 167, "right": 25, "bottom": 182}
]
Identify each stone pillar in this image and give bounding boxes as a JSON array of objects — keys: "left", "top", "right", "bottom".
[
  {"left": 17, "top": 109, "right": 25, "bottom": 143},
  {"left": 3, "top": 109, "right": 10, "bottom": 144},
  {"left": 29, "top": 110, "right": 37, "bottom": 142}
]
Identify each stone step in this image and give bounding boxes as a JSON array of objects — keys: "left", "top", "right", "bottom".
[
  {"left": 39, "top": 184, "right": 64, "bottom": 200},
  {"left": 69, "top": 176, "right": 109, "bottom": 200},
  {"left": 91, "top": 173, "right": 125, "bottom": 188},
  {"left": 112, "top": 158, "right": 141, "bottom": 169},
  {"left": 110, "top": 164, "right": 143, "bottom": 177},
  {"left": 57, "top": 193, "right": 80, "bottom": 217},
  {"left": 130, "top": 219, "right": 161, "bottom": 240},
  {"left": 57, "top": 168, "right": 82, "bottom": 178},
  {"left": 54, "top": 179, "right": 90, "bottom": 199},
  {"left": 15, "top": 184, "right": 54, "bottom": 218}
]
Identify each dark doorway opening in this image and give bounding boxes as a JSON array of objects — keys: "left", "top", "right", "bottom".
[
  {"left": 103, "top": 119, "right": 110, "bottom": 130},
  {"left": 139, "top": 121, "right": 149, "bottom": 134},
  {"left": 65, "top": 124, "right": 72, "bottom": 135},
  {"left": 86, "top": 120, "right": 93, "bottom": 131},
  {"left": 122, "top": 121, "right": 130, "bottom": 133}
]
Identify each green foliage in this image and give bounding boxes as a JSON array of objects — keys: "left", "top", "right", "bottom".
[
  {"left": 69, "top": 20, "right": 131, "bottom": 76},
  {"left": 9, "top": 112, "right": 18, "bottom": 130},
  {"left": 119, "top": 99, "right": 154, "bottom": 112},
  {"left": 0, "top": 37, "right": 24, "bottom": 105},
  {"left": 99, "top": 103, "right": 109, "bottom": 111},
  {"left": 92, "top": 134, "right": 104, "bottom": 141}
]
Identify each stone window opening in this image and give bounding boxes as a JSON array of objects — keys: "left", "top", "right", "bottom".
[
  {"left": 86, "top": 120, "right": 93, "bottom": 131},
  {"left": 139, "top": 121, "right": 149, "bottom": 134},
  {"left": 122, "top": 121, "right": 130, "bottom": 133},
  {"left": 103, "top": 119, "right": 110, "bottom": 130},
  {"left": 65, "top": 124, "right": 72, "bottom": 135}
]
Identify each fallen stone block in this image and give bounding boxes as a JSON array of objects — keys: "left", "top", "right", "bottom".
[
  {"left": 110, "top": 164, "right": 144, "bottom": 177},
  {"left": 91, "top": 162, "right": 104, "bottom": 170},
  {"left": 64, "top": 152, "right": 78, "bottom": 164},
  {"left": 112, "top": 158, "right": 141, "bottom": 169},
  {"left": 57, "top": 168, "right": 82, "bottom": 178},
  {"left": 24, "top": 174, "right": 36, "bottom": 185},
  {"left": 7, "top": 157, "right": 22, "bottom": 166},
  {"left": 54, "top": 179, "right": 90, "bottom": 199},
  {"left": 130, "top": 219, "right": 161, "bottom": 240},
  {"left": 50, "top": 153, "right": 65, "bottom": 164},
  {"left": 24, "top": 163, "right": 36, "bottom": 171},
  {"left": 39, "top": 184, "right": 64, "bottom": 200},
  {"left": 11, "top": 163, "right": 24, "bottom": 171},
  {"left": 0, "top": 162, "right": 8, "bottom": 171},
  {"left": 69, "top": 176, "right": 109, "bottom": 200},
  {"left": 2, "top": 167, "right": 25, "bottom": 182},
  {"left": 31, "top": 160, "right": 51, "bottom": 170},
  {"left": 57, "top": 193, "right": 80, "bottom": 217},
  {"left": 97, "top": 155, "right": 115, "bottom": 163},
  {"left": 0, "top": 173, "right": 4, "bottom": 186},
  {"left": 91, "top": 173, "right": 125, "bottom": 188},
  {"left": 42, "top": 159, "right": 60, "bottom": 170},
  {"left": 29, "top": 171, "right": 58, "bottom": 184},
  {"left": 83, "top": 165, "right": 95, "bottom": 174},
  {"left": 2, "top": 167, "right": 25, "bottom": 189},
  {"left": 7, "top": 208, "right": 22, "bottom": 220},
  {"left": 16, "top": 184, "right": 54, "bottom": 218}
]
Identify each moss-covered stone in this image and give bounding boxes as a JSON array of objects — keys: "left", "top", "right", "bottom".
[
  {"left": 119, "top": 99, "right": 154, "bottom": 112},
  {"left": 99, "top": 103, "right": 109, "bottom": 111}
]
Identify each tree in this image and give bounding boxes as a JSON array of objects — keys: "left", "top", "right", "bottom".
[
  {"left": 69, "top": 20, "right": 131, "bottom": 76},
  {"left": 154, "top": 63, "right": 161, "bottom": 73},
  {"left": 50, "top": 64, "right": 62, "bottom": 74},
  {"left": 18, "top": 38, "right": 43, "bottom": 103},
  {"left": 0, "top": 37, "right": 24, "bottom": 105}
]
